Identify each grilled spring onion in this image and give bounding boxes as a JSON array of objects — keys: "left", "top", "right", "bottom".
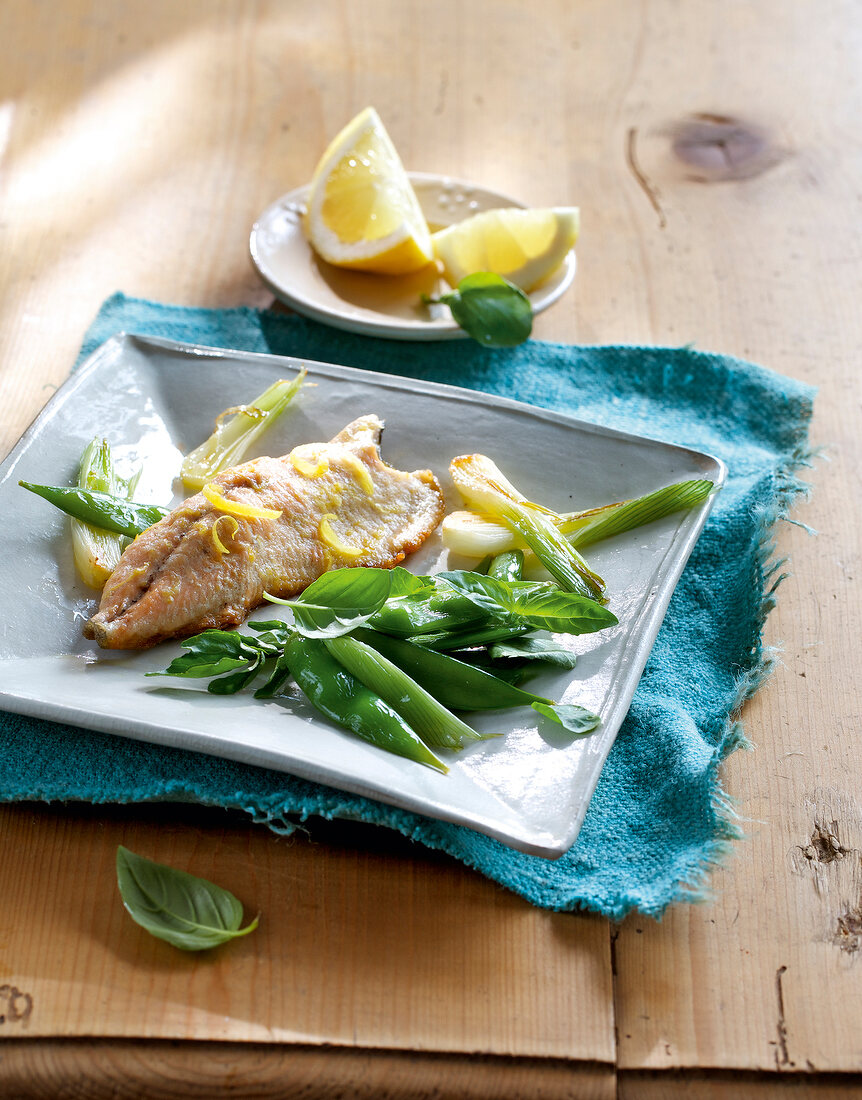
[
  {"left": 449, "top": 454, "right": 605, "bottom": 600},
  {"left": 20, "top": 439, "right": 146, "bottom": 589},
  {"left": 181, "top": 370, "right": 307, "bottom": 490},
  {"left": 442, "top": 478, "right": 715, "bottom": 560},
  {"left": 72, "top": 439, "right": 140, "bottom": 588}
]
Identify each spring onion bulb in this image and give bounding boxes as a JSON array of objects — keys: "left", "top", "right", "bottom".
[
  {"left": 181, "top": 369, "right": 307, "bottom": 490},
  {"left": 442, "top": 511, "right": 529, "bottom": 558},
  {"left": 442, "top": 479, "right": 715, "bottom": 560},
  {"left": 71, "top": 439, "right": 140, "bottom": 589},
  {"left": 449, "top": 454, "right": 605, "bottom": 600}
]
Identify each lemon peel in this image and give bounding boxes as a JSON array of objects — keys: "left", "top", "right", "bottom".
[
  {"left": 289, "top": 447, "right": 329, "bottom": 478},
  {"left": 339, "top": 452, "right": 375, "bottom": 496},
  {"left": 202, "top": 483, "right": 282, "bottom": 521},
  {"left": 211, "top": 514, "right": 239, "bottom": 555},
  {"left": 317, "top": 514, "right": 364, "bottom": 558}
]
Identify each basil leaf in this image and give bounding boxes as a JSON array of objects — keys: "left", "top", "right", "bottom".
[
  {"left": 247, "top": 619, "right": 295, "bottom": 650},
  {"left": 149, "top": 630, "right": 261, "bottom": 680},
  {"left": 268, "top": 567, "right": 394, "bottom": 637},
  {"left": 206, "top": 653, "right": 265, "bottom": 694},
  {"left": 490, "top": 635, "right": 579, "bottom": 669},
  {"left": 116, "top": 846, "right": 258, "bottom": 952},
  {"left": 387, "top": 567, "right": 431, "bottom": 599},
  {"left": 532, "top": 702, "right": 601, "bottom": 735},
  {"left": 253, "top": 651, "right": 293, "bottom": 698},
  {"left": 435, "top": 273, "right": 533, "bottom": 348},
  {"left": 156, "top": 654, "right": 251, "bottom": 679},
  {"left": 438, "top": 571, "right": 617, "bottom": 635},
  {"left": 510, "top": 588, "right": 617, "bottom": 634}
]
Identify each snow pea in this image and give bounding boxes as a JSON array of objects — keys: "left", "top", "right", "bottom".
[
  {"left": 368, "top": 594, "right": 487, "bottom": 638},
  {"left": 19, "top": 481, "right": 168, "bottom": 537},
  {"left": 487, "top": 549, "right": 525, "bottom": 583},
  {"left": 285, "top": 635, "right": 447, "bottom": 773},
  {"left": 413, "top": 619, "right": 533, "bottom": 652},
  {"left": 354, "top": 628, "right": 550, "bottom": 711}
]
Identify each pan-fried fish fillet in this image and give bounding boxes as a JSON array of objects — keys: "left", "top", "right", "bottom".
[{"left": 84, "top": 415, "right": 444, "bottom": 649}]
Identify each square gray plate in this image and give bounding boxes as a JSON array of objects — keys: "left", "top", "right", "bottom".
[{"left": 0, "top": 334, "right": 725, "bottom": 858}]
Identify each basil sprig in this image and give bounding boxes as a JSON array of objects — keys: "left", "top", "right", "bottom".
[
  {"left": 424, "top": 272, "right": 533, "bottom": 347},
  {"left": 152, "top": 563, "right": 607, "bottom": 767},
  {"left": 116, "top": 846, "right": 258, "bottom": 951}
]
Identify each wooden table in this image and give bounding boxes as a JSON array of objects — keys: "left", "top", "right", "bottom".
[{"left": 1, "top": 2, "right": 860, "bottom": 1096}]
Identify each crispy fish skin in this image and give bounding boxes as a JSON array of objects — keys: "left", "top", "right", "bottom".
[{"left": 83, "top": 415, "right": 444, "bottom": 649}]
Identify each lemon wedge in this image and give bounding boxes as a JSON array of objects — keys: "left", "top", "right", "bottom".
[
  {"left": 432, "top": 207, "right": 579, "bottom": 292},
  {"left": 304, "top": 107, "right": 433, "bottom": 275}
]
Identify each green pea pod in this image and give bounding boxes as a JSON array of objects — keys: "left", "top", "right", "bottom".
[
  {"left": 324, "top": 634, "right": 485, "bottom": 750},
  {"left": 354, "top": 628, "right": 550, "bottom": 711},
  {"left": 285, "top": 635, "right": 447, "bottom": 773},
  {"left": 369, "top": 595, "right": 487, "bottom": 638},
  {"left": 487, "top": 550, "right": 525, "bottom": 583},
  {"left": 19, "top": 481, "right": 168, "bottom": 537},
  {"left": 415, "top": 620, "right": 533, "bottom": 652}
]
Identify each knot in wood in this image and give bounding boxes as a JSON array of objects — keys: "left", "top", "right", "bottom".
[{"left": 671, "top": 113, "right": 782, "bottom": 181}]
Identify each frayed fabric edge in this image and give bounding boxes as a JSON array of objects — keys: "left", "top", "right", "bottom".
[{"left": 619, "top": 444, "right": 817, "bottom": 921}]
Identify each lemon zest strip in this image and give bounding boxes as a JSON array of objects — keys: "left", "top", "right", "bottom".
[
  {"left": 203, "top": 482, "right": 282, "bottom": 521},
  {"left": 339, "top": 453, "right": 375, "bottom": 496},
  {"left": 290, "top": 448, "right": 330, "bottom": 478},
  {"left": 318, "top": 514, "right": 363, "bottom": 558},
  {"left": 211, "top": 514, "right": 239, "bottom": 555}
]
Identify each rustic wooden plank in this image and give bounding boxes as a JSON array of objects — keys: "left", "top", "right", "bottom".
[
  {"left": 620, "top": 1071, "right": 862, "bottom": 1099},
  {"left": 0, "top": 802, "right": 615, "bottom": 1061},
  {"left": 601, "top": 0, "right": 862, "bottom": 1076},
  {"left": 0, "top": 1039, "right": 616, "bottom": 1100}
]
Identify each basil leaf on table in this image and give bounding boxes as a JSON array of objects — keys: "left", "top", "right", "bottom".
[
  {"left": 116, "top": 846, "right": 258, "bottom": 952},
  {"left": 424, "top": 272, "right": 533, "bottom": 347}
]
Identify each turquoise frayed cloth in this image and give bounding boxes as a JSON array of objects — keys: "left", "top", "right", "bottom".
[{"left": 0, "top": 293, "right": 815, "bottom": 919}]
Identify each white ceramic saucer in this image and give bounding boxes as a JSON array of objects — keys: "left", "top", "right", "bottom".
[{"left": 249, "top": 173, "right": 577, "bottom": 340}]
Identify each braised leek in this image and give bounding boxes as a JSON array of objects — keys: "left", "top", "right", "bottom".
[
  {"left": 71, "top": 439, "right": 141, "bottom": 589},
  {"left": 180, "top": 370, "right": 307, "bottom": 490}
]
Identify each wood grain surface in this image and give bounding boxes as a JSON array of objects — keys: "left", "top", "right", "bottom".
[{"left": 1, "top": 0, "right": 860, "bottom": 1096}]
